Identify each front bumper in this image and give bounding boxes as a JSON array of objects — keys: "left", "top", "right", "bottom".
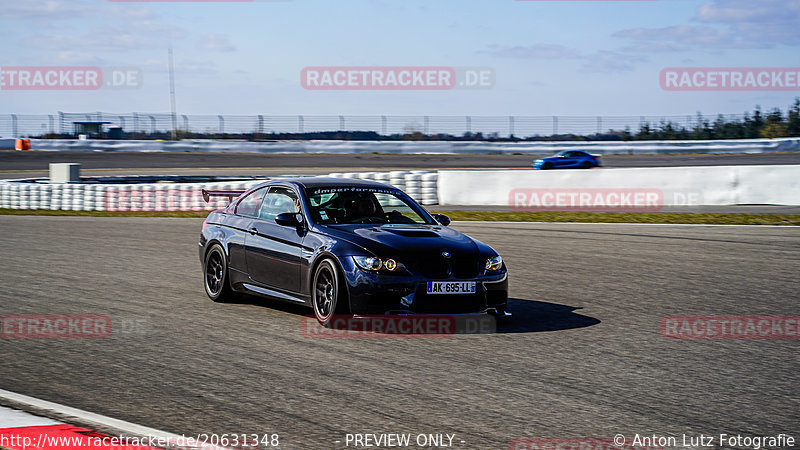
[{"left": 340, "top": 258, "right": 509, "bottom": 315}]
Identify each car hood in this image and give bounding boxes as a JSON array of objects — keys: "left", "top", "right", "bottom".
[{"left": 320, "top": 223, "right": 480, "bottom": 257}]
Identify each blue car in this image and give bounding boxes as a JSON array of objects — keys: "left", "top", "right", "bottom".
[{"left": 533, "top": 150, "right": 601, "bottom": 170}]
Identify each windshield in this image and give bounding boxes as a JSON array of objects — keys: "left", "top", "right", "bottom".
[{"left": 306, "top": 187, "right": 435, "bottom": 225}]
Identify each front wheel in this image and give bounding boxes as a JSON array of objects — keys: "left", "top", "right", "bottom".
[
  {"left": 312, "top": 259, "right": 345, "bottom": 326},
  {"left": 204, "top": 244, "right": 237, "bottom": 303},
  {"left": 542, "top": 162, "right": 553, "bottom": 170}
]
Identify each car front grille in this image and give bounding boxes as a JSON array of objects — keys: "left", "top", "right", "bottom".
[{"left": 417, "top": 253, "right": 479, "bottom": 279}]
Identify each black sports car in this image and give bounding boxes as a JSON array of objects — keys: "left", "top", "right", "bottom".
[{"left": 199, "top": 178, "right": 509, "bottom": 325}]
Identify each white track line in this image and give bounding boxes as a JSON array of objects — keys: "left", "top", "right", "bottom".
[
  {"left": 0, "top": 405, "right": 61, "bottom": 428},
  {"left": 0, "top": 389, "right": 180, "bottom": 442},
  {"left": 451, "top": 220, "right": 800, "bottom": 228}
]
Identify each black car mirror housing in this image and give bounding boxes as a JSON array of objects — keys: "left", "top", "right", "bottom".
[
  {"left": 275, "top": 212, "right": 302, "bottom": 227},
  {"left": 433, "top": 214, "right": 451, "bottom": 226}
]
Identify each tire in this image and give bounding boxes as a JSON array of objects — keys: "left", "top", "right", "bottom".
[
  {"left": 204, "top": 244, "right": 237, "bottom": 303},
  {"left": 312, "top": 259, "right": 345, "bottom": 326},
  {"left": 542, "top": 162, "right": 553, "bottom": 170},
  {"left": 580, "top": 161, "right": 592, "bottom": 169}
]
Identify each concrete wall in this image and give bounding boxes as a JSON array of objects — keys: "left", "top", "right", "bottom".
[{"left": 438, "top": 165, "right": 800, "bottom": 207}]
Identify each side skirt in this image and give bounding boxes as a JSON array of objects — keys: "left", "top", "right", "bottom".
[{"left": 242, "top": 282, "right": 310, "bottom": 306}]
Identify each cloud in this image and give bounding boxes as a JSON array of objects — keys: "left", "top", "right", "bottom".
[
  {"left": 696, "top": 0, "right": 799, "bottom": 24},
  {"left": 481, "top": 44, "right": 581, "bottom": 60},
  {"left": 481, "top": 43, "right": 647, "bottom": 73},
  {"left": 198, "top": 33, "right": 237, "bottom": 52},
  {"left": 24, "top": 21, "right": 187, "bottom": 52},
  {"left": 619, "top": 42, "right": 687, "bottom": 53},
  {"left": 1, "top": 0, "right": 96, "bottom": 20},
  {"left": 54, "top": 51, "right": 106, "bottom": 65},
  {"left": 613, "top": 25, "right": 771, "bottom": 50},
  {"left": 614, "top": 0, "right": 800, "bottom": 51},
  {"left": 580, "top": 51, "right": 649, "bottom": 73},
  {"left": 698, "top": 0, "right": 800, "bottom": 47},
  {"left": 2, "top": 0, "right": 154, "bottom": 21},
  {"left": 139, "top": 58, "right": 219, "bottom": 77},
  {"left": 107, "top": 4, "right": 156, "bottom": 21}
]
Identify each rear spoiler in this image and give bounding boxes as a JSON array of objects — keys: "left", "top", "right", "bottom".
[{"left": 201, "top": 189, "right": 246, "bottom": 204}]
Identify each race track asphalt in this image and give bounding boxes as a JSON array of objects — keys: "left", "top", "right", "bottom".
[{"left": 0, "top": 216, "right": 797, "bottom": 449}]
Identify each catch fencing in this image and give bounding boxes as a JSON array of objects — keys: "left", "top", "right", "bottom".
[{"left": 0, "top": 112, "right": 748, "bottom": 139}]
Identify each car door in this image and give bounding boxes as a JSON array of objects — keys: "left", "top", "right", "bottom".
[
  {"left": 244, "top": 186, "right": 305, "bottom": 293},
  {"left": 227, "top": 186, "right": 268, "bottom": 276},
  {"left": 559, "top": 151, "right": 580, "bottom": 168},
  {"left": 572, "top": 151, "right": 590, "bottom": 167}
]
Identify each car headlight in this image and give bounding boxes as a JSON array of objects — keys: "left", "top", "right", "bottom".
[
  {"left": 353, "top": 256, "right": 382, "bottom": 271},
  {"left": 352, "top": 256, "right": 405, "bottom": 272},
  {"left": 485, "top": 255, "right": 503, "bottom": 271}
]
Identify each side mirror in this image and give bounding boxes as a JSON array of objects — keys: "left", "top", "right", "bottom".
[
  {"left": 432, "top": 214, "right": 451, "bottom": 226},
  {"left": 275, "top": 212, "right": 304, "bottom": 227}
]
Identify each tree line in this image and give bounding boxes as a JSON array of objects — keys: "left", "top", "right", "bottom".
[{"left": 617, "top": 98, "right": 800, "bottom": 141}]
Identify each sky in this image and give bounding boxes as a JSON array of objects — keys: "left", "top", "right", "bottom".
[{"left": 0, "top": 0, "right": 798, "bottom": 118}]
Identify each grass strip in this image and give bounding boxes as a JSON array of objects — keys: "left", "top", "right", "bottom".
[
  {"left": 437, "top": 211, "right": 800, "bottom": 226},
  {"left": 1, "top": 208, "right": 799, "bottom": 225}
]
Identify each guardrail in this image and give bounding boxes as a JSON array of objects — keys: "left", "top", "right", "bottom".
[{"left": 3, "top": 137, "right": 799, "bottom": 155}]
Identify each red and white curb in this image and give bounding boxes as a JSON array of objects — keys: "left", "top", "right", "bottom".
[
  {"left": 0, "top": 389, "right": 224, "bottom": 450},
  {"left": 0, "top": 404, "right": 159, "bottom": 449}
]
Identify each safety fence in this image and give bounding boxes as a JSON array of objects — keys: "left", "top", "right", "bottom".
[{"left": 0, "top": 112, "right": 749, "bottom": 139}]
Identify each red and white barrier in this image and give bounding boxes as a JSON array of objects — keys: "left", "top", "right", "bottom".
[{"left": 0, "top": 171, "right": 440, "bottom": 211}]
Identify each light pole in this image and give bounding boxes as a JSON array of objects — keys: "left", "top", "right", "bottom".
[{"left": 168, "top": 46, "right": 178, "bottom": 141}]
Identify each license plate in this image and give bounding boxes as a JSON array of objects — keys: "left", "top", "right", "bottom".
[{"left": 426, "top": 281, "right": 476, "bottom": 295}]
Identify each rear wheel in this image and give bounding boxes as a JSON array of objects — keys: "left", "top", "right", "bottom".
[
  {"left": 312, "top": 259, "right": 344, "bottom": 326},
  {"left": 580, "top": 161, "right": 592, "bottom": 169},
  {"left": 204, "top": 244, "right": 237, "bottom": 303}
]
